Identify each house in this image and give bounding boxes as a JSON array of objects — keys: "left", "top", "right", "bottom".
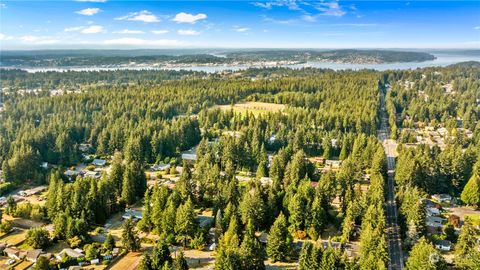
[
  {"left": 64, "top": 170, "right": 79, "bottom": 178},
  {"left": 4, "top": 247, "right": 22, "bottom": 260},
  {"left": 84, "top": 171, "right": 101, "bottom": 179},
  {"left": 182, "top": 147, "right": 198, "bottom": 162},
  {"left": 150, "top": 164, "right": 171, "bottom": 172},
  {"left": 181, "top": 153, "right": 197, "bottom": 161},
  {"left": 427, "top": 216, "right": 445, "bottom": 228},
  {"left": 91, "top": 258, "right": 100, "bottom": 265},
  {"left": 432, "top": 194, "right": 452, "bottom": 203},
  {"left": 434, "top": 240, "right": 452, "bottom": 251},
  {"left": 18, "top": 186, "right": 47, "bottom": 197},
  {"left": 56, "top": 248, "right": 84, "bottom": 260},
  {"left": 426, "top": 207, "right": 440, "bottom": 216},
  {"left": 78, "top": 143, "right": 92, "bottom": 153},
  {"left": 122, "top": 208, "right": 142, "bottom": 220},
  {"left": 325, "top": 160, "right": 342, "bottom": 169},
  {"left": 92, "top": 159, "right": 107, "bottom": 167},
  {"left": 26, "top": 249, "right": 42, "bottom": 262}
]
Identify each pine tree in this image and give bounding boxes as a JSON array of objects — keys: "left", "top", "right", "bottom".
[
  {"left": 240, "top": 220, "right": 265, "bottom": 270},
  {"left": 455, "top": 218, "right": 480, "bottom": 269},
  {"left": 103, "top": 233, "right": 115, "bottom": 251},
  {"left": 110, "top": 151, "right": 124, "bottom": 199},
  {"left": 406, "top": 237, "right": 446, "bottom": 270},
  {"left": 121, "top": 164, "right": 137, "bottom": 205},
  {"left": 1, "top": 161, "right": 13, "bottom": 182},
  {"left": 267, "top": 213, "right": 292, "bottom": 262},
  {"left": 214, "top": 209, "right": 223, "bottom": 243},
  {"left": 298, "top": 242, "right": 321, "bottom": 270},
  {"left": 214, "top": 245, "right": 242, "bottom": 270},
  {"left": 461, "top": 173, "right": 480, "bottom": 207},
  {"left": 138, "top": 189, "right": 153, "bottom": 232},
  {"left": 122, "top": 218, "right": 140, "bottom": 252},
  {"left": 175, "top": 199, "right": 196, "bottom": 245},
  {"left": 151, "top": 240, "right": 172, "bottom": 269},
  {"left": 138, "top": 253, "right": 153, "bottom": 270},
  {"left": 173, "top": 251, "right": 189, "bottom": 270}
]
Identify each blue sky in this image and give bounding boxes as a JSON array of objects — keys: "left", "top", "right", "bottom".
[{"left": 0, "top": 0, "right": 479, "bottom": 49}]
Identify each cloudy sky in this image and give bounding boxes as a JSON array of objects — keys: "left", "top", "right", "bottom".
[{"left": 0, "top": 0, "right": 479, "bottom": 49}]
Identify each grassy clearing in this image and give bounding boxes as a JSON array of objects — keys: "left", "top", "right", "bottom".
[
  {"left": 110, "top": 252, "right": 142, "bottom": 270},
  {"left": 0, "top": 229, "right": 27, "bottom": 246},
  {"left": 216, "top": 102, "right": 286, "bottom": 116}
]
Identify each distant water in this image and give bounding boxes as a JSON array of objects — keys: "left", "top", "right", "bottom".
[{"left": 10, "top": 52, "right": 480, "bottom": 73}]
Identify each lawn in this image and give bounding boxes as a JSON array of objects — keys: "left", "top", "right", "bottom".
[
  {"left": 109, "top": 252, "right": 142, "bottom": 270},
  {"left": 0, "top": 229, "right": 27, "bottom": 246},
  {"left": 216, "top": 102, "right": 286, "bottom": 116},
  {"left": 13, "top": 260, "right": 33, "bottom": 270}
]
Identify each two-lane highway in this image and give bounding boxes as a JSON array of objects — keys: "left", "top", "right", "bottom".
[{"left": 378, "top": 87, "right": 404, "bottom": 270}]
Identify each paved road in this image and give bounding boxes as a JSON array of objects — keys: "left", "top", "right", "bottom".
[{"left": 378, "top": 88, "right": 404, "bottom": 270}]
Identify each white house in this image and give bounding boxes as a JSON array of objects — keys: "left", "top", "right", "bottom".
[
  {"left": 56, "top": 248, "right": 84, "bottom": 260},
  {"left": 151, "top": 164, "right": 171, "bottom": 171},
  {"left": 92, "top": 159, "right": 107, "bottom": 167},
  {"left": 434, "top": 240, "right": 452, "bottom": 251},
  {"left": 85, "top": 171, "right": 101, "bottom": 179}
]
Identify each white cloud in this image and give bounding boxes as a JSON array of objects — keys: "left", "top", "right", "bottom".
[
  {"left": 103, "top": 38, "right": 184, "bottom": 46},
  {"left": 115, "top": 10, "right": 159, "bottom": 23},
  {"left": 474, "top": 26, "right": 480, "bottom": 30},
  {"left": 253, "top": 1, "right": 301, "bottom": 10},
  {"left": 64, "top": 26, "right": 85, "bottom": 32},
  {"left": 76, "top": 8, "right": 101, "bottom": 16},
  {"left": 81, "top": 25, "right": 105, "bottom": 34},
  {"left": 152, "top": 30, "right": 169, "bottom": 34},
  {"left": 235, "top": 27, "right": 250, "bottom": 33},
  {"left": 113, "top": 29, "right": 144, "bottom": 34},
  {"left": 20, "top": 35, "right": 60, "bottom": 45},
  {"left": 75, "top": 0, "right": 107, "bottom": 2},
  {"left": 173, "top": 12, "right": 207, "bottom": 24},
  {"left": 0, "top": 33, "right": 13, "bottom": 40},
  {"left": 177, "top": 29, "right": 200, "bottom": 36},
  {"left": 313, "top": 1, "right": 346, "bottom": 17},
  {"left": 0, "top": 3, "right": 7, "bottom": 8}
]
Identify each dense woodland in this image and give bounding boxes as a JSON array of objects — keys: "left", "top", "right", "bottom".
[{"left": 0, "top": 63, "right": 479, "bottom": 269}]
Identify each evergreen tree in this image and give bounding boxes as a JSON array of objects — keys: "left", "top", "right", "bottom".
[
  {"left": 406, "top": 237, "right": 446, "bottom": 270},
  {"left": 173, "top": 251, "right": 189, "bottom": 270},
  {"left": 151, "top": 240, "right": 172, "bottom": 269},
  {"left": 239, "top": 220, "right": 265, "bottom": 270},
  {"left": 138, "top": 253, "right": 153, "bottom": 270},
  {"left": 461, "top": 173, "right": 480, "bottom": 207},
  {"left": 103, "top": 233, "right": 115, "bottom": 251},
  {"left": 122, "top": 218, "right": 140, "bottom": 251},
  {"left": 214, "top": 245, "right": 242, "bottom": 270},
  {"left": 267, "top": 213, "right": 292, "bottom": 262},
  {"left": 455, "top": 218, "right": 480, "bottom": 269},
  {"left": 121, "top": 164, "right": 137, "bottom": 205},
  {"left": 175, "top": 199, "right": 196, "bottom": 245}
]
